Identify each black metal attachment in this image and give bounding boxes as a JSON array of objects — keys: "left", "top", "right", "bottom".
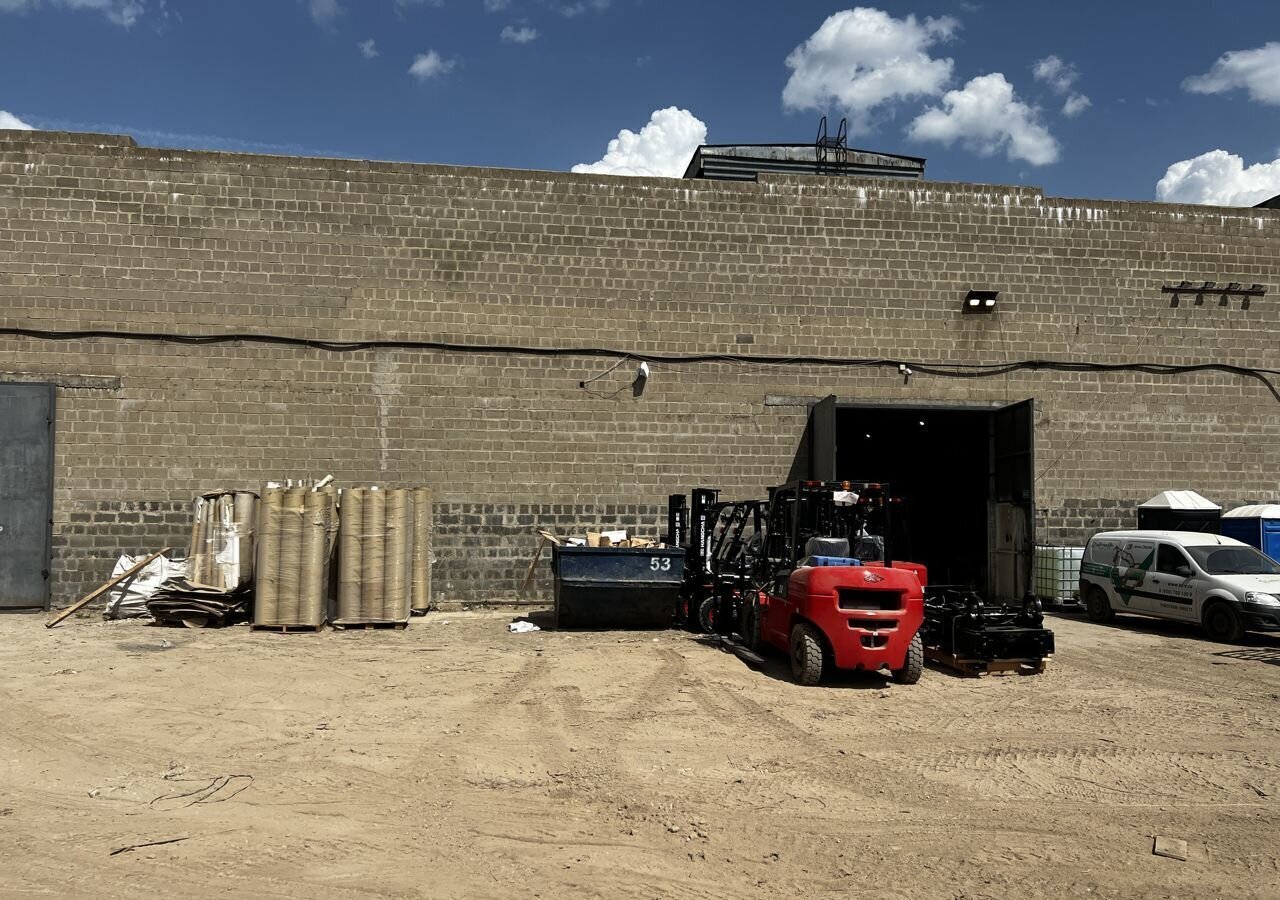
[{"left": 921, "top": 587, "right": 1055, "bottom": 663}]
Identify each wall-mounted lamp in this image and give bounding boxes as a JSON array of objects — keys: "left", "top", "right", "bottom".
[
  {"left": 632, "top": 361, "right": 650, "bottom": 398},
  {"left": 962, "top": 290, "right": 999, "bottom": 313}
]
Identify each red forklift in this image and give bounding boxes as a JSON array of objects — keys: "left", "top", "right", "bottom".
[{"left": 739, "top": 480, "right": 925, "bottom": 686}]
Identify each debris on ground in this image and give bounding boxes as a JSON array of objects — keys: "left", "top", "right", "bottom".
[{"left": 1152, "top": 836, "right": 1189, "bottom": 861}]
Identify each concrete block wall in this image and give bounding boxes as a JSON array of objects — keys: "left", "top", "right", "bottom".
[{"left": 1, "top": 130, "right": 1278, "bottom": 603}]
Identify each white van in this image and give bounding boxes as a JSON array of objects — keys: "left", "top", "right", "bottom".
[{"left": 1080, "top": 530, "right": 1280, "bottom": 642}]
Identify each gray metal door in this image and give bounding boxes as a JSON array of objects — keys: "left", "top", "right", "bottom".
[
  {"left": 810, "top": 395, "right": 838, "bottom": 481},
  {"left": 990, "top": 399, "right": 1035, "bottom": 601},
  {"left": 0, "top": 384, "right": 54, "bottom": 610}
]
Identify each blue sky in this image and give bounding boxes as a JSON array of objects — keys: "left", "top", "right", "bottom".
[{"left": 2, "top": 0, "right": 1279, "bottom": 204}]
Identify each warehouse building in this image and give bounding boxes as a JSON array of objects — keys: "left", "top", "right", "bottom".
[{"left": 0, "top": 129, "right": 1278, "bottom": 608}]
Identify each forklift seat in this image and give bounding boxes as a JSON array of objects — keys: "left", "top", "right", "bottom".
[{"left": 805, "top": 536, "right": 850, "bottom": 558}]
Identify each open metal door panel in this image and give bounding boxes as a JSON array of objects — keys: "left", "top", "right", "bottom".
[
  {"left": 990, "top": 399, "right": 1035, "bottom": 601},
  {"left": 0, "top": 383, "right": 55, "bottom": 610},
  {"left": 810, "top": 395, "right": 838, "bottom": 482}
]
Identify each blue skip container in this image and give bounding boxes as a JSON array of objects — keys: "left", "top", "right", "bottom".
[{"left": 551, "top": 545, "right": 686, "bottom": 629}]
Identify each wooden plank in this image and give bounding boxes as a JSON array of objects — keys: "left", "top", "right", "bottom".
[
  {"left": 519, "top": 534, "right": 549, "bottom": 599},
  {"left": 45, "top": 548, "right": 171, "bottom": 628},
  {"left": 924, "top": 647, "right": 1049, "bottom": 677}
]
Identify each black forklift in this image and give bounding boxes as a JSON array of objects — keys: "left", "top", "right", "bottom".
[{"left": 667, "top": 489, "right": 764, "bottom": 634}]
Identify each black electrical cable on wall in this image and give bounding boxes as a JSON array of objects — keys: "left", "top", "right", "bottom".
[{"left": 3, "top": 325, "right": 1279, "bottom": 404}]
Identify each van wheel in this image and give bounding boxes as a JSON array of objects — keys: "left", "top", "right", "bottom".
[
  {"left": 790, "top": 623, "right": 825, "bottom": 686},
  {"left": 1085, "top": 586, "right": 1115, "bottom": 623},
  {"left": 1203, "top": 602, "right": 1245, "bottom": 643}
]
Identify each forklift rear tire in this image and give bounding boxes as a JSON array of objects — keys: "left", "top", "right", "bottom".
[
  {"left": 740, "top": 600, "right": 762, "bottom": 651},
  {"left": 892, "top": 633, "right": 924, "bottom": 685},
  {"left": 1085, "top": 586, "right": 1115, "bottom": 623},
  {"left": 790, "top": 622, "right": 825, "bottom": 686},
  {"left": 698, "top": 596, "right": 718, "bottom": 634},
  {"left": 676, "top": 596, "right": 691, "bottom": 627}
]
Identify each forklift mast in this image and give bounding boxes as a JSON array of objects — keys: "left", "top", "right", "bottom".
[
  {"left": 690, "top": 488, "right": 720, "bottom": 576},
  {"left": 762, "top": 481, "right": 893, "bottom": 579},
  {"left": 665, "top": 494, "right": 687, "bottom": 548}
]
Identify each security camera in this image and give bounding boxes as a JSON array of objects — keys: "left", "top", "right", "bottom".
[{"left": 898, "top": 364, "right": 913, "bottom": 376}]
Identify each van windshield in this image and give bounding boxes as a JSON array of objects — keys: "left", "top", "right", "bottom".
[{"left": 1186, "top": 545, "right": 1280, "bottom": 575}]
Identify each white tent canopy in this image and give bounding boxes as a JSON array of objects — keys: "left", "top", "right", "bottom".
[
  {"left": 1224, "top": 504, "right": 1280, "bottom": 519},
  {"left": 1138, "top": 490, "right": 1220, "bottom": 511}
]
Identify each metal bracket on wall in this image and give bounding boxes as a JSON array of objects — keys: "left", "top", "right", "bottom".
[
  {"left": 1162, "top": 282, "right": 1267, "bottom": 308},
  {"left": 0, "top": 372, "right": 122, "bottom": 391}
]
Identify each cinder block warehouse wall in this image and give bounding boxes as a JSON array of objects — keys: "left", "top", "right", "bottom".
[{"left": 2, "top": 131, "right": 1279, "bottom": 604}]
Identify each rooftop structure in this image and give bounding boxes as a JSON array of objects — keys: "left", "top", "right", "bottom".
[{"left": 683, "top": 116, "right": 926, "bottom": 182}]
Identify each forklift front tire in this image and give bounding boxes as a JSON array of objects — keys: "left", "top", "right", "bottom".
[
  {"left": 697, "top": 596, "right": 718, "bottom": 634},
  {"left": 893, "top": 632, "right": 924, "bottom": 685},
  {"left": 790, "top": 622, "right": 825, "bottom": 686}
]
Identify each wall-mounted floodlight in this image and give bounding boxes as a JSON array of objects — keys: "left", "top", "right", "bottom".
[
  {"left": 962, "top": 290, "right": 999, "bottom": 313},
  {"left": 632, "top": 361, "right": 650, "bottom": 398}
]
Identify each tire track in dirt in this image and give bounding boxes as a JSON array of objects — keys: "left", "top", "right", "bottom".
[{"left": 910, "top": 745, "right": 1276, "bottom": 805}]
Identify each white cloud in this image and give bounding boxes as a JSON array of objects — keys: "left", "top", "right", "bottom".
[
  {"left": 559, "top": 0, "right": 609, "bottom": 17},
  {"left": 0, "top": 0, "right": 145, "bottom": 26},
  {"left": 358, "top": 38, "right": 378, "bottom": 58},
  {"left": 1156, "top": 149, "right": 1280, "bottom": 206},
  {"left": 1032, "top": 55, "right": 1077, "bottom": 93},
  {"left": 1034, "top": 55, "right": 1091, "bottom": 118},
  {"left": 483, "top": 0, "right": 509, "bottom": 10},
  {"left": 782, "top": 7, "right": 958, "bottom": 134},
  {"left": 0, "top": 110, "right": 34, "bottom": 130},
  {"left": 500, "top": 25, "right": 537, "bottom": 44},
  {"left": 1062, "top": 93, "right": 1090, "bottom": 117},
  {"left": 572, "top": 106, "right": 707, "bottom": 178},
  {"left": 908, "top": 72, "right": 1059, "bottom": 166},
  {"left": 394, "top": 0, "right": 443, "bottom": 9},
  {"left": 1184, "top": 42, "right": 1280, "bottom": 105},
  {"left": 307, "top": 0, "right": 339, "bottom": 25},
  {"left": 408, "top": 49, "right": 456, "bottom": 81}
]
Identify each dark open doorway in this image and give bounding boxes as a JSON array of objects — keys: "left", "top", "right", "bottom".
[{"left": 806, "top": 397, "right": 1035, "bottom": 601}]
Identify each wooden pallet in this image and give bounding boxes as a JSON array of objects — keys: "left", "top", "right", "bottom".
[
  {"left": 251, "top": 623, "right": 325, "bottom": 634},
  {"left": 925, "top": 647, "right": 1049, "bottom": 677},
  {"left": 331, "top": 620, "right": 409, "bottom": 631}
]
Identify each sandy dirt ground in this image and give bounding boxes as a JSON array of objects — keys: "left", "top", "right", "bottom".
[{"left": 2, "top": 609, "right": 1279, "bottom": 899}]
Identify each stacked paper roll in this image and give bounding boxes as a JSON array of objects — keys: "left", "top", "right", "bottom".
[
  {"left": 337, "top": 487, "right": 363, "bottom": 621},
  {"left": 411, "top": 487, "right": 432, "bottom": 614},
  {"left": 188, "top": 490, "right": 259, "bottom": 591},
  {"left": 254, "top": 485, "right": 335, "bottom": 629},
  {"left": 335, "top": 486, "right": 429, "bottom": 625}
]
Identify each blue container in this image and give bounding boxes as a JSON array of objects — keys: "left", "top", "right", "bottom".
[
  {"left": 1221, "top": 505, "right": 1280, "bottom": 561},
  {"left": 552, "top": 545, "right": 685, "bottom": 629}
]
